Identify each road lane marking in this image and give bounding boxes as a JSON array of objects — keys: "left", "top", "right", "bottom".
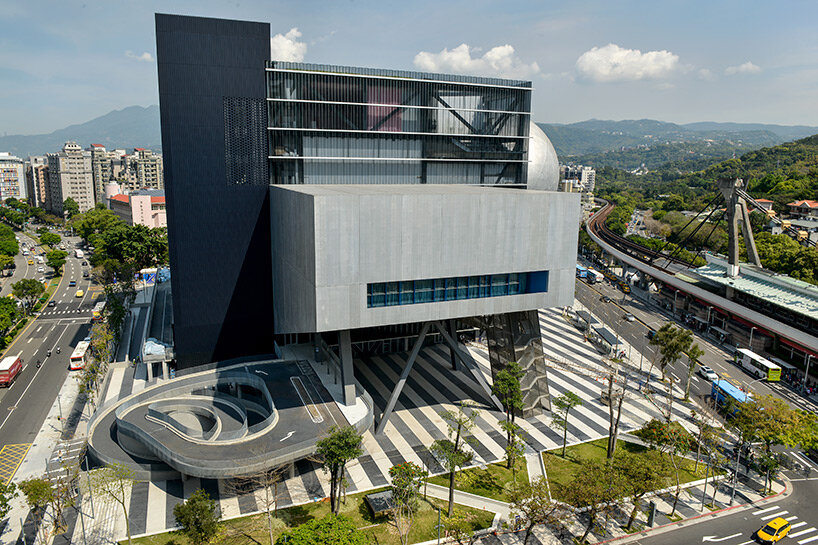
[
  {"left": 26, "top": 338, "right": 32, "bottom": 343},
  {"left": 791, "top": 528, "right": 817, "bottom": 538},
  {"left": 753, "top": 506, "right": 780, "bottom": 515},
  {"left": 761, "top": 510, "right": 788, "bottom": 520},
  {"left": 702, "top": 533, "right": 742, "bottom": 542},
  {"left": 0, "top": 443, "right": 32, "bottom": 484},
  {"left": 794, "top": 451, "right": 818, "bottom": 470}
]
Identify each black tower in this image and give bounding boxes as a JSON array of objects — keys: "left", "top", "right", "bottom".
[{"left": 156, "top": 14, "right": 274, "bottom": 368}]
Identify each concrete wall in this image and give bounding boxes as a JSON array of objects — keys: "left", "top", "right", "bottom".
[{"left": 271, "top": 185, "right": 580, "bottom": 334}]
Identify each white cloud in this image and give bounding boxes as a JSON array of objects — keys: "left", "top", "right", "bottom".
[
  {"left": 698, "top": 68, "right": 715, "bottom": 81},
  {"left": 125, "top": 51, "right": 154, "bottom": 62},
  {"left": 413, "top": 43, "right": 540, "bottom": 79},
  {"left": 575, "top": 43, "right": 679, "bottom": 82},
  {"left": 270, "top": 28, "right": 307, "bottom": 62},
  {"left": 725, "top": 61, "right": 761, "bottom": 75}
]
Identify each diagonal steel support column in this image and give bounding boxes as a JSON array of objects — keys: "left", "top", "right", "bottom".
[
  {"left": 433, "top": 321, "right": 504, "bottom": 412},
  {"left": 375, "top": 322, "right": 431, "bottom": 435}
]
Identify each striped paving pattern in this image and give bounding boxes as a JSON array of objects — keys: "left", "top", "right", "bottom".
[{"left": 112, "top": 307, "right": 705, "bottom": 537}]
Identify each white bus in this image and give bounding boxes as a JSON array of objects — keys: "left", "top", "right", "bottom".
[
  {"left": 736, "top": 348, "right": 781, "bottom": 382},
  {"left": 75, "top": 249, "right": 84, "bottom": 259},
  {"left": 69, "top": 340, "right": 91, "bottom": 371}
]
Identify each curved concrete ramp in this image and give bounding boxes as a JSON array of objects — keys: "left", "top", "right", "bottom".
[{"left": 88, "top": 359, "right": 364, "bottom": 479}]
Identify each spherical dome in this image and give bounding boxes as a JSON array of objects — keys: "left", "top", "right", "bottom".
[{"left": 527, "top": 122, "right": 559, "bottom": 191}]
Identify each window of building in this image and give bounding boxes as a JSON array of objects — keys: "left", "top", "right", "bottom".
[{"left": 367, "top": 271, "right": 547, "bottom": 308}]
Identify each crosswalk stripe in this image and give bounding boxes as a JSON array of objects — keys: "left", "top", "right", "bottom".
[
  {"left": 791, "top": 527, "right": 817, "bottom": 538},
  {"left": 790, "top": 522, "right": 808, "bottom": 530},
  {"left": 752, "top": 506, "right": 780, "bottom": 515},
  {"left": 798, "top": 535, "right": 818, "bottom": 544},
  {"left": 761, "top": 510, "right": 788, "bottom": 520}
]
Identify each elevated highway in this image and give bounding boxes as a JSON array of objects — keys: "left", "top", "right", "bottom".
[{"left": 586, "top": 201, "right": 818, "bottom": 356}]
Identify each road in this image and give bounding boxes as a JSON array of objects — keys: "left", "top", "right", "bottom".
[
  {"left": 631, "top": 464, "right": 818, "bottom": 545},
  {"left": 0, "top": 231, "right": 98, "bottom": 483},
  {"left": 574, "top": 273, "right": 818, "bottom": 416}
]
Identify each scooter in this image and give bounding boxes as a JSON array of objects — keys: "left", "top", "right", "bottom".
[
  {"left": 56, "top": 346, "right": 61, "bottom": 354},
  {"left": 36, "top": 359, "right": 41, "bottom": 368}
]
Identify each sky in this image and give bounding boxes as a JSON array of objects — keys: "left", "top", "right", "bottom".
[{"left": 2, "top": 0, "right": 818, "bottom": 135}]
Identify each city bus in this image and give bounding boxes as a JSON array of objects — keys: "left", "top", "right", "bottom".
[
  {"left": 712, "top": 379, "right": 750, "bottom": 413},
  {"left": 736, "top": 348, "right": 781, "bottom": 382},
  {"left": 576, "top": 265, "right": 588, "bottom": 279},
  {"left": 69, "top": 340, "right": 91, "bottom": 370},
  {"left": 91, "top": 301, "right": 106, "bottom": 322}
]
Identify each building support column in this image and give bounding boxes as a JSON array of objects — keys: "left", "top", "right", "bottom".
[
  {"left": 375, "top": 322, "right": 431, "bottom": 435},
  {"left": 339, "top": 330, "right": 356, "bottom": 406},
  {"left": 448, "top": 319, "right": 458, "bottom": 371},
  {"left": 433, "top": 321, "right": 504, "bottom": 412}
]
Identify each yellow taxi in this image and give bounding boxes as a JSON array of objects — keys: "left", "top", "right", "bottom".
[
  {"left": 75, "top": 290, "right": 84, "bottom": 298},
  {"left": 28, "top": 259, "right": 34, "bottom": 265},
  {"left": 755, "top": 517, "right": 791, "bottom": 543}
]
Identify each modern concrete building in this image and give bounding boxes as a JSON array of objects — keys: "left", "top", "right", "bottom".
[
  {"left": 109, "top": 189, "right": 167, "bottom": 227},
  {"left": 45, "top": 141, "right": 95, "bottom": 215},
  {"left": 156, "top": 14, "right": 577, "bottom": 384},
  {"left": 0, "top": 152, "right": 26, "bottom": 201},
  {"left": 88, "top": 144, "right": 115, "bottom": 204}
]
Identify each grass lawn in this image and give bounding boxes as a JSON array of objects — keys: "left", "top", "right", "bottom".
[
  {"left": 427, "top": 459, "right": 529, "bottom": 502},
  {"left": 543, "top": 438, "right": 707, "bottom": 503},
  {"left": 126, "top": 488, "right": 494, "bottom": 545}
]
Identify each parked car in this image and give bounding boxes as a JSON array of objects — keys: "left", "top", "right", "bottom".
[
  {"left": 623, "top": 313, "right": 636, "bottom": 322},
  {"left": 698, "top": 365, "right": 719, "bottom": 381}
]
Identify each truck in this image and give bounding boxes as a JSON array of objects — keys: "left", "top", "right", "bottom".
[
  {"left": 0, "top": 353, "right": 23, "bottom": 387},
  {"left": 75, "top": 249, "right": 84, "bottom": 259}
]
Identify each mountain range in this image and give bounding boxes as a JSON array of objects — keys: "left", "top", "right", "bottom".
[
  {"left": 538, "top": 118, "right": 818, "bottom": 157},
  {"left": 0, "top": 105, "right": 161, "bottom": 157},
  {"left": 2, "top": 105, "right": 816, "bottom": 166}
]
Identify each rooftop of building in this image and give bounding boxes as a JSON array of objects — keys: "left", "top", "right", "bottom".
[
  {"left": 131, "top": 189, "right": 165, "bottom": 197},
  {"left": 272, "top": 184, "right": 553, "bottom": 197},
  {"left": 691, "top": 254, "right": 818, "bottom": 320},
  {"left": 268, "top": 61, "right": 533, "bottom": 89},
  {"left": 787, "top": 199, "right": 818, "bottom": 208},
  {"left": 755, "top": 198, "right": 774, "bottom": 203}
]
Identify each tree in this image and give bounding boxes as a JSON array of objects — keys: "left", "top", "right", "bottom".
[
  {"left": 12, "top": 278, "right": 45, "bottom": 314},
  {"left": 46, "top": 250, "right": 68, "bottom": 276},
  {"left": 274, "top": 514, "right": 368, "bottom": 545},
  {"left": 691, "top": 405, "right": 719, "bottom": 473},
  {"left": 649, "top": 324, "right": 695, "bottom": 384},
  {"left": 40, "top": 232, "right": 61, "bottom": 248},
  {"left": 0, "top": 254, "right": 14, "bottom": 272},
  {"left": 174, "top": 489, "right": 220, "bottom": 545},
  {"left": 316, "top": 426, "right": 363, "bottom": 515},
  {"left": 19, "top": 478, "right": 55, "bottom": 543},
  {"left": 552, "top": 391, "right": 583, "bottom": 457},
  {"left": 431, "top": 401, "right": 479, "bottom": 517},
  {"left": 508, "top": 477, "right": 568, "bottom": 545},
  {"left": 500, "top": 420, "right": 526, "bottom": 482},
  {"left": 683, "top": 343, "right": 705, "bottom": 401},
  {"left": 62, "top": 198, "right": 80, "bottom": 219},
  {"left": 560, "top": 459, "right": 623, "bottom": 543},
  {"left": 229, "top": 467, "right": 288, "bottom": 545},
  {"left": 618, "top": 451, "right": 670, "bottom": 530},
  {"left": 91, "top": 463, "right": 137, "bottom": 545},
  {"left": 389, "top": 462, "right": 427, "bottom": 545},
  {"left": 605, "top": 363, "right": 628, "bottom": 459},
  {"left": 0, "top": 480, "right": 17, "bottom": 523},
  {"left": 443, "top": 513, "right": 480, "bottom": 545},
  {"left": 636, "top": 419, "right": 693, "bottom": 516},
  {"left": 492, "top": 361, "right": 524, "bottom": 470}
]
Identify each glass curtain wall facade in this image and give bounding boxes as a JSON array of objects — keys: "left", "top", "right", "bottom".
[{"left": 266, "top": 62, "right": 531, "bottom": 186}]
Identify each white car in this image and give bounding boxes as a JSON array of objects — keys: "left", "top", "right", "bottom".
[
  {"left": 37, "top": 266, "right": 44, "bottom": 273},
  {"left": 698, "top": 365, "right": 719, "bottom": 381}
]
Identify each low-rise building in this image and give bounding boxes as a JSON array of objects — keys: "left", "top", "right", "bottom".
[
  {"left": 109, "top": 189, "right": 166, "bottom": 228},
  {"left": 787, "top": 200, "right": 818, "bottom": 219}
]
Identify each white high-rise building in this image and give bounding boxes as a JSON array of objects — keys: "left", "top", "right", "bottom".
[
  {"left": 45, "top": 142, "right": 95, "bottom": 215},
  {"left": 580, "top": 166, "right": 596, "bottom": 192},
  {"left": 0, "top": 152, "right": 27, "bottom": 201}
]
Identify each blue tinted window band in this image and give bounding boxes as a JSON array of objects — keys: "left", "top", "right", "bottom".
[{"left": 366, "top": 271, "right": 548, "bottom": 308}]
